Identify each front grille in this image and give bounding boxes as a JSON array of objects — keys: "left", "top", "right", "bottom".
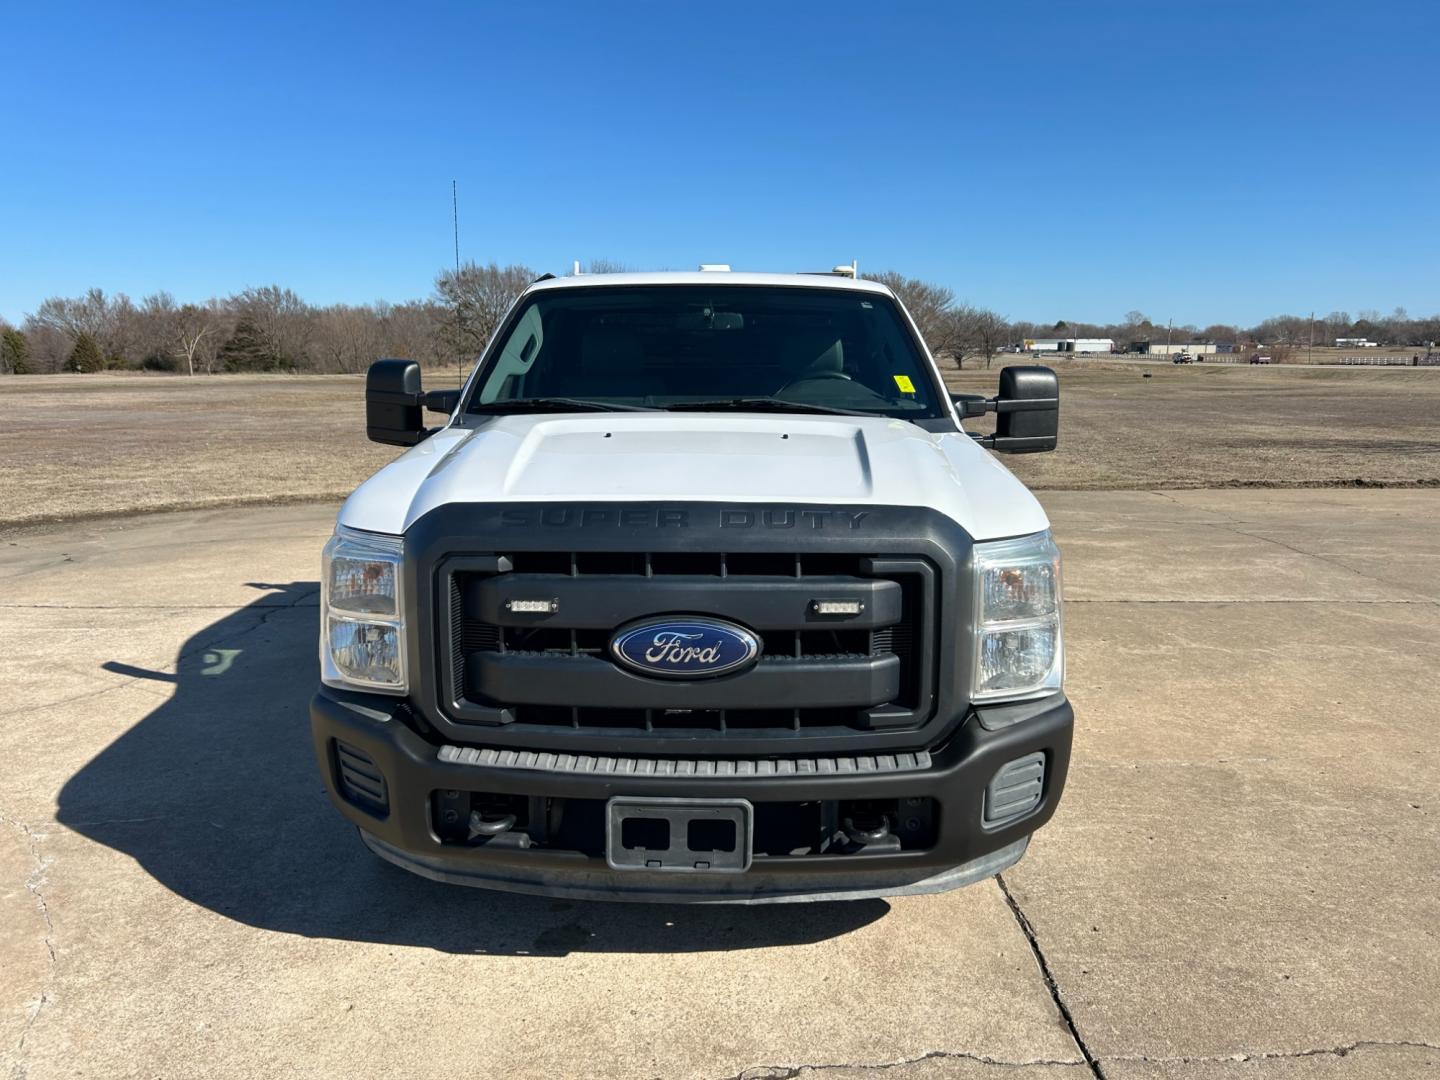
[{"left": 437, "top": 551, "right": 938, "bottom": 744}]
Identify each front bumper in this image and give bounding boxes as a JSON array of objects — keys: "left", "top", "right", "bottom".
[{"left": 310, "top": 690, "right": 1073, "bottom": 903}]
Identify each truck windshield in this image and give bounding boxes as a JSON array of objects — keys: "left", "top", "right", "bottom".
[{"left": 466, "top": 285, "right": 945, "bottom": 419}]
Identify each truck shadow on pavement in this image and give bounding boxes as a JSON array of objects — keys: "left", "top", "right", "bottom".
[{"left": 58, "top": 583, "right": 888, "bottom": 955}]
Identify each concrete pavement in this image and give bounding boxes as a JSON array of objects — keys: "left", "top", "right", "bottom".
[{"left": 2, "top": 492, "right": 1437, "bottom": 1078}]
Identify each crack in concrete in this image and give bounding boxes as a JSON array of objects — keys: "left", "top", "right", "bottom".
[
  {"left": 703, "top": 1047, "right": 1087, "bottom": 1079},
  {"left": 3, "top": 589, "right": 320, "bottom": 718},
  {"left": 172, "top": 587, "right": 317, "bottom": 666},
  {"left": 995, "top": 875, "right": 1106, "bottom": 1079},
  {"left": 2, "top": 813, "right": 57, "bottom": 1063},
  {"left": 50, "top": 816, "right": 166, "bottom": 828},
  {"left": 1102, "top": 1038, "right": 1440, "bottom": 1065},
  {"left": 1185, "top": 512, "right": 1411, "bottom": 593},
  {"left": 0, "top": 678, "right": 136, "bottom": 721},
  {"left": 1140, "top": 489, "right": 1439, "bottom": 605}
]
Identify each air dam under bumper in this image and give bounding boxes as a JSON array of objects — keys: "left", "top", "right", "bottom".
[{"left": 310, "top": 690, "right": 1073, "bottom": 903}]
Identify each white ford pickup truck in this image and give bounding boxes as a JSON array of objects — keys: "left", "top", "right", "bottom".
[{"left": 310, "top": 269, "right": 1070, "bottom": 902}]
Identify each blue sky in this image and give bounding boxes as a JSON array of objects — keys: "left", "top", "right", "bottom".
[{"left": 3, "top": 0, "right": 1436, "bottom": 326}]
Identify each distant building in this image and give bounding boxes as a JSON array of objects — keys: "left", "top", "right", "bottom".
[
  {"left": 1335, "top": 337, "right": 1379, "bottom": 347},
  {"left": 1137, "top": 342, "right": 1218, "bottom": 357},
  {"left": 1024, "top": 338, "right": 1115, "bottom": 354}
]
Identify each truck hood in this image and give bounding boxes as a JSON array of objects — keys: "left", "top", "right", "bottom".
[{"left": 337, "top": 413, "right": 1049, "bottom": 541}]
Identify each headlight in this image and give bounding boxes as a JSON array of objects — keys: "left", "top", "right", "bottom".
[
  {"left": 972, "top": 531, "right": 1062, "bottom": 702},
  {"left": 321, "top": 526, "right": 406, "bottom": 692}
]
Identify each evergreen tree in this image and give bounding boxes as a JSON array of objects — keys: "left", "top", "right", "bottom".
[
  {"left": 1, "top": 327, "right": 31, "bottom": 374},
  {"left": 67, "top": 332, "right": 104, "bottom": 373},
  {"left": 217, "top": 316, "right": 273, "bottom": 371}
]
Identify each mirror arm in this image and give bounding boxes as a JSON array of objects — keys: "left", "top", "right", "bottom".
[
  {"left": 951, "top": 394, "right": 993, "bottom": 418},
  {"left": 370, "top": 387, "right": 459, "bottom": 414},
  {"left": 954, "top": 395, "right": 1058, "bottom": 418},
  {"left": 423, "top": 388, "right": 462, "bottom": 414}
]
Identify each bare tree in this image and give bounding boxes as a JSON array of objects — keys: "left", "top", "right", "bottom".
[
  {"left": 29, "top": 288, "right": 111, "bottom": 341},
  {"left": 230, "top": 285, "right": 312, "bottom": 369},
  {"left": 173, "top": 301, "right": 225, "bottom": 375},
  {"left": 972, "top": 310, "right": 1009, "bottom": 368},
  {"left": 941, "top": 304, "right": 984, "bottom": 369},
  {"left": 378, "top": 300, "right": 449, "bottom": 369},
  {"left": 584, "top": 258, "right": 632, "bottom": 274},
  {"left": 133, "top": 292, "right": 180, "bottom": 369},
  {"left": 11, "top": 279, "right": 1439, "bottom": 377},
  {"left": 433, "top": 261, "right": 535, "bottom": 364},
  {"left": 313, "top": 304, "right": 383, "bottom": 373},
  {"left": 27, "top": 288, "right": 138, "bottom": 367},
  {"left": 865, "top": 270, "right": 955, "bottom": 354}
]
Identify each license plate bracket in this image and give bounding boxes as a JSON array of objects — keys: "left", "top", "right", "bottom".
[{"left": 605, "top": 797, "right": 753, "bottom": 873}]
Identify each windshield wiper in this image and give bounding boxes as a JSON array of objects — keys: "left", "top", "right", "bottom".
[
  {"left": 663, "top": 398, "right": 876, "bottom": 417},
  {"left": 469, "top": 397, "right": 659, "bottom": 413}
]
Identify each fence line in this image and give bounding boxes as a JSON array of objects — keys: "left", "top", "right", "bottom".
[{"left": 1333, "top": 355, "right": 1439, "bottom": 367}]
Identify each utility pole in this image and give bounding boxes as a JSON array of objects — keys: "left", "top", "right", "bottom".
[
  {"left": 1166, "top": 319, "right": 1174, "bottom": 358},
  {"left": 1308, "top": 311, "right": 1314, "bottom": 365}
]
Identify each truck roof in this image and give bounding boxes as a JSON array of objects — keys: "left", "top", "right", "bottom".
[{"left": 526, "top": 271, "right": 897, "bottom": 296}]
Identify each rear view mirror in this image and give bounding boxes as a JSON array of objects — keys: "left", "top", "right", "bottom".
[
  {"left": 366, "top": 360, "right": 464, "bottom": 446},
  {"left": 952, "top": 366, "right": 1059, "bottom": 453},
  {"left": 366, "top": 359, "right": 423, "bottom": 446},
  {"left": 993, "top": 366, "right": 1059, "bottom": 453}
]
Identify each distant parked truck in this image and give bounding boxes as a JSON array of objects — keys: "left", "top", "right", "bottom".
[{"left": 1249, "top": 354, "right": 1272, "bottom": 364}]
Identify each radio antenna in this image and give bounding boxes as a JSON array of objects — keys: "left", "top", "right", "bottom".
[{"left": 452, "top": 180, "right": 464, "bottom": 386}]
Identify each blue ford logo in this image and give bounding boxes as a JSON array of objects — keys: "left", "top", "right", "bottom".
[{"left": 610, "top": 617, "right": 761, "bottom": 679}]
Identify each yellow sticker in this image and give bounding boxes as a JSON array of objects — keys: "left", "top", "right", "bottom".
[{"left": 893, "top": 374, "right": 916, "bottom": 394}]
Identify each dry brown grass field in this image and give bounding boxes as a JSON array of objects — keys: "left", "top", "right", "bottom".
[
  {"left": 951, "top": 358, "right": 1440, "bottom": 490},
  {"left": 1, "top": 362, "right": 1437, "bottom": 528}
]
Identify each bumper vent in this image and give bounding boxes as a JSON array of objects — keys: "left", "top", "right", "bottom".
[
  {"left": 983, "top": 752, "right": 1045, "bottom": 828},
  {"left": 335, "top": 741, "right": 388, "bottom": 813}
]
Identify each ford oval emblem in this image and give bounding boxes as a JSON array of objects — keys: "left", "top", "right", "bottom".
[{"left": 610, "top": 617, "right": 761, "bottom": 680}]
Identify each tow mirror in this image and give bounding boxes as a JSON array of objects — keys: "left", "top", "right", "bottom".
[
  {"left": 365, "top": 359, "right": 462, "bottom": 446},
  {"left": 951, "top": 365, "right": 1059, "bottom": 453}
]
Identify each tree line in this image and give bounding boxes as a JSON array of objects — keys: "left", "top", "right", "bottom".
[{"left": 2, "top": 264, "right": 1436, "bottom": 376}]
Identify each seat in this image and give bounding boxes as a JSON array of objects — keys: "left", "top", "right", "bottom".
[{"left": 778, "top": 330, "right": 849, "bottom": 383}]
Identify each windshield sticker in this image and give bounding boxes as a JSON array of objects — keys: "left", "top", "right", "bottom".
[{"left": 892, "top": 374, "right": 916, "bottom": 394}]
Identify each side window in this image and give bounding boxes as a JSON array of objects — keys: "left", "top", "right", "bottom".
[{"left": 479, "top": 304, "right": 545, "bottom": 403}]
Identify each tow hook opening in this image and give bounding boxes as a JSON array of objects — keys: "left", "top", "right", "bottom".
[{"left": 834, "top": 798, "right": 935, "bottom": 854}]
